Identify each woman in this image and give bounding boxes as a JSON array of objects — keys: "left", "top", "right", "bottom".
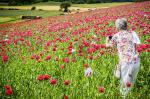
[{"left": 106, "top": 18, "right": 141, "bottom": 97}]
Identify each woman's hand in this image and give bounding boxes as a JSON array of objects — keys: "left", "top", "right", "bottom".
[
  {"left": 106, "top": 37, "right": 111, "bottom": 47},
  {"left": 106, "top": 37, "right": 109, "bottom": 44}
]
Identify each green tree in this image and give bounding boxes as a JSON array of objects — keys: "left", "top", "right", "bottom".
[{"left": 60, "top": 1, "right": 71, "bottom": 12}]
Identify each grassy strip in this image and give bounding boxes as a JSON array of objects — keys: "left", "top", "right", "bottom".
[
  {"left": 0, "top": 10, "right": 61, "bottom": 24},
  {"left": 72, "top": 2, "right": 132, "bottom": 8}
]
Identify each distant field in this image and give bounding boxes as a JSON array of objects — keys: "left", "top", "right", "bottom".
[
  {"left": 0, "top": 10, "right": 60, "bottom": 17},
  {"left": 0, "top": 2, "right": 132, "bottom": 10},
  {"left": 0, "top": 2, "right": 132, "bottom": 24},
  {"left": 0, "top": 16, "right": 20, "bottom": 24},
  {"left": 0, "top": 10, "right": 60, "bottom": 24},
  {"left": 73, "top": 2, "right": 132, "bottom": 8}
]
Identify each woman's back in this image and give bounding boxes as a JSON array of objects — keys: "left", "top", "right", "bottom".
[{"left": 113, "top": 30, "right": 139, "bottom": 63}]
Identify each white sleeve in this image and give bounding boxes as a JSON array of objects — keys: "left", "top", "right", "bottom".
[{"left": 132, "top": 31, "right": 141, "bottom": 44}]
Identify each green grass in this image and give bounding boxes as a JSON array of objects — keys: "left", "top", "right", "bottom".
[
  {"left": 0, "top": 10, "right": 60, "bottom": 17},
  {"left": 0, "top": 16, "right": 20, "bottom": 24},
  {"left": 0, "top": 10, "right": 61, "bottom": 24}
]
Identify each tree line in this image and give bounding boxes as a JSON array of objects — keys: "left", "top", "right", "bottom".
[{"left": 0, "top": 0, "right": 149, "bottom": 5}]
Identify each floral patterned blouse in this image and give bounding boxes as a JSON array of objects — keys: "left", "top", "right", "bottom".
[{"left": 107, "top": 30, "right": 141, "bottom": 65}]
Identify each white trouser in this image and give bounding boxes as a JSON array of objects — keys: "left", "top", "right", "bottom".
[{"left": 120, "top": 58, "right": 140, "bottom": 96}]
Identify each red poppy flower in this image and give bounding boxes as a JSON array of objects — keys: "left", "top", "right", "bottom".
[
  {"left": 31, "top": 54, "right": 39, "bottom": 60},
  {"left": 84, "top": 64, "right": 89, "bottom": 68},
  {"left": 2, "top": 54, "right": 8, "bottom": 63},
  {"left": 100, "top": 50, "right": 105, "bottom": 55},
  {"left": 5, "top": 89, "right": 13, "bottom": 95},
  {"left": 99, "top": 86, "right": 105, "bottom": 93},
  {"left": 37, "top": 59, "right": 42, "bottom": 62},
  {"left": 40, "top": 52, "right": 44, "bottom": 57},
  {"left": 46, "top": 41, "right": 51, "bottom": 46},
  {"left": 67, "top": 51, "right": 72, "bottom": 55},
  {"left": 5, "top": 85, "right": 12, "bottom": 90},
  {"left": 137, "top": 47, "right": 143, "bottom": 53},
  {"left": 60, "top": 65, "right": 65, "bottom": 69},
  {"left": 50, "top": 79, "right": 57, "bottom": 85},
  {"left": 4, "top": 85, "right": 13, "bottom": 95},
  {"left": 37, "top": 75, "right": 44, "bottom": 81},
  {"left": 64, "top": 95, "right": 68, "bottom": 99},
  {"left": 147, "top": 39, "right": 150, "bottom": 43},
  {"left": 126, "top": 82, "right": 132, "bottom": 87},
  {"left": 89, "top": 56, "right": 93, "bottom": 60},
  {"left": 45, "top": 55, "right": 51, "bottom": 61},
  {"left": 20, "top": 37, "right": 24, "bottom": 41},
  {"left": 52, "top": 47, "right": 57, "bottom": 51},
  {"left": 64, "top": 80, "right": 70, "bottom": 85},
  {"left": 63, "top": 57, "right": 69, "bottom": 63},
  {"left": 44, "top": 74, "right": 51, "bottom": 80}
]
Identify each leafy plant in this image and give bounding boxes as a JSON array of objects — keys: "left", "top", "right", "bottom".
[
  {"left": 60, "top": 1, "right": 71, "bottom": 12},
  {"left": 31, "top": 6, "right": 36, "bottom": 10}
]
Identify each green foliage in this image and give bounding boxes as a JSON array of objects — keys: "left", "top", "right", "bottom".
[
  {"left": 42, "top": 0, "right": 49, "bottom": 2},
  {"left": 31, "top": 6, "right": 36, "bottom": 10},
  {"left": 75, "top": 0, "right": 86, "bottom": 4},
  {"left": 60, "top": 1, "right": 71, "bottom": 12},
  {"left": 86, "top": 0, "right": 112, "bottom": 4},
  {"left": 8, "top": 0, "right": 40, "bottom": 5},
  {"left": 8, "top": 0, "right": 17, "bottom": 5},
  {"left": 6, "top": 0, "right": 142, "bottom": 5}
]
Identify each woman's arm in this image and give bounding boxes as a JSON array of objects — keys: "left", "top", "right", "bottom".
[{"left": 106, "top": 34, "right": 117, "bottom": 48}]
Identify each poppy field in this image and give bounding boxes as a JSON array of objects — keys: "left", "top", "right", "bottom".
[{"left": 0, "top": 1, "right": 150, "bottom": 99}]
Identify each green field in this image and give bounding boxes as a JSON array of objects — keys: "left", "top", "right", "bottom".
[
  {"left": 0, "top": 10, "right": 61, "bottom": 24},
  {"left": 0, "top": 1, "right": 150, "bottom": 99},
  {"left": 0, "top": 1, "right": 132, "bottom": 24}
]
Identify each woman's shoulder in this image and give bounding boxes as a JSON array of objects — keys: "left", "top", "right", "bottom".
[{"left": 113, "top": 32, "right": 120, "bottom": 37}]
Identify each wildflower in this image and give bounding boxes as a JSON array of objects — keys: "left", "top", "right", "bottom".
[
  {"left": 50, "top": 79, "right": 57, "bottom": 85},
  {"left": 64, "top": 95, "right": 68, "bottom": 99},
  {"left": 60, "top": 65, "right": 65, "bottom": 69},
  {"left": 5, "top": 85, "right": 12, "bottom": 90},
  {"left": 126, "top": 82, "right": 132, "bottom": 87},
  {"left": 45, "top": 55, "right": 51, "bottom": 61},
  {"left": 5, "top": 89, "right": 13, "bottom": 95},
  {"left": 2, "top": 54, "right": 8, "bottom": 63},
  {"left": 99, "top": 86, "right": 105, "bottom": 93},
  {"left": 52, "top": 47, "right": 57, "bottom": 51},
  {"left": 63, "top": 57, "right": 69, "bottom": 63},
  {"left": 44, "top": 74, "right": 51, "bottom": 80},
  {"left": 100, "top": 50, "right": 105, "bottom": 55},
  {"left": 84, "top": 64, "right": 89, "bottom": 68},
  {"left": 4, "top": 85, "right": 13, "bottom": 95},
  {"left": 37, "top": 75, "right": 44, "bottom": 81},
  {"left": 67, "top": 51, "right": 72, "bottom": 55},
  {"left": 20, "top": 37, "right": 24, "bottom": 41},
  {"left": 64, "top": 80, "right": 70, "bottom": 85}
]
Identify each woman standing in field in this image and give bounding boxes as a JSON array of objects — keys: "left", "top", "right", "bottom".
[{"left": 106, "top": 18, "right": 141, "bottom": 97}]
